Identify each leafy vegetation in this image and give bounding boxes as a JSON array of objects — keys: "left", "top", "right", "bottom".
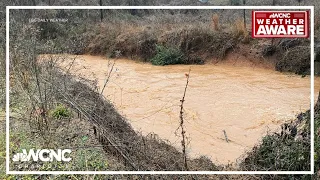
[
  {"left": 240, "top": 127, "right": 310, "bottom": 171},
  {"left": 151, "top": 45, "right": 185, "bottom": 65},
  {"left": 239, "top": 94, "right": 320, "bottom": 179},
  {"left": 50, "top": 104, "right": 72, "bottom": 120}
]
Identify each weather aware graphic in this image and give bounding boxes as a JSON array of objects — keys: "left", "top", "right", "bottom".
[{"left": 252, "top": 11, "right": 309, "bottom": 38}]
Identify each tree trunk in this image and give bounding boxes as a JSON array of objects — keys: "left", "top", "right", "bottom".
[
  {"left": 243, "top": 0, "right": 246, "bottom": 30},
  {"left": 100, "top": 0, "right": 103, "bottom": 22}
]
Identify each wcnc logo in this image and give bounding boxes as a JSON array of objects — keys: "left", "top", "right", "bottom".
[{"left": 12, "top": 149, "right": 72, "bottom": 162}]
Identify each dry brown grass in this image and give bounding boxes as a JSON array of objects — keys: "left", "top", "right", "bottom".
[
  {"left": 230, "top": 18, "right": 251, "bottom": 44},
  {"left": 234, "top": 19, "right": 248, "bottom": 35},
  {"left": 211, "top": 14, "right": 220, "bottom": 31},
  {"left": 159, "top": 26, "right": 236, "bottom": 59},
  {"left": 233, "top": 18, "right": 248, "bottom": 37}
]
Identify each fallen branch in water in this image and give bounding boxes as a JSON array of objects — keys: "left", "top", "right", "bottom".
[{"left": 223, "top": 130, "right": 229, "bottom": 143}]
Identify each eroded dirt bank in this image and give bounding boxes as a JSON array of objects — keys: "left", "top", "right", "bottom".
[{"left": 55, "top": 54, "right": 320, "bottom": 165}]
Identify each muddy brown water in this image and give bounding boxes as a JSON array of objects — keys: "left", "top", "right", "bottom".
[{"left": 53, "top": 54, "right": 320, "bottom": 165}]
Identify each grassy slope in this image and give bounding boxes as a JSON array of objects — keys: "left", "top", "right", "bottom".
[{"left": 239, "top": 93, "right": 320, "bottom": 179}]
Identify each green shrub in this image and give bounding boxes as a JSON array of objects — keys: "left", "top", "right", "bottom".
[
  {"left": 50, "top": 104, "right": 72, "bottom": 120},
  {"left": 150, "top": 45, "right": 185, "bottom": 66},
  {"left": 242, "top": 134, "right": 310, "bottom": 171},
  {"left": 240, "top": 111, "right": 311, "bottom": 172}
]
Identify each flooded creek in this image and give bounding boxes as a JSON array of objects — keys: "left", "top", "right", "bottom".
[{"left": 54, "top": 55, "right": 320, "bottom": 165}]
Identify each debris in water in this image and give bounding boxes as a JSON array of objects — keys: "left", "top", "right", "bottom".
[{"left": 223, "top": 130, "right": 229, "bottom": 143}]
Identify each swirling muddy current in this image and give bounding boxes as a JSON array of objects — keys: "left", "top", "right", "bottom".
[{"left": 56, "top": 55, "right": 320, "bottom": 165}]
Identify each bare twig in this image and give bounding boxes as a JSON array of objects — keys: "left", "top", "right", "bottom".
[
  {"left": 179, "top": 67, "right": 191, "bottom": 171},
  {"left": 21, "top": 54, "right": 215, "bottom": 171},
  {"left": 100, "top": 59, "right": 115, "bottom": 95}
]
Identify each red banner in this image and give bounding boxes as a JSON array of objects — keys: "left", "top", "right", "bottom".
[{"left": 252, "top": 11, "right": 309, "bottom": 38}]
